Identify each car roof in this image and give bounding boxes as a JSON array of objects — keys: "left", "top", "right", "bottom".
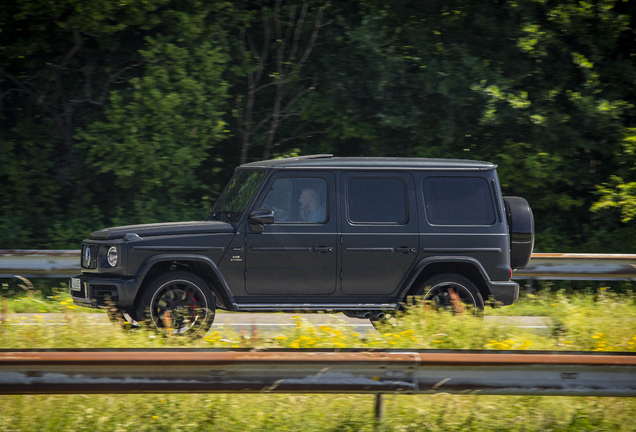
[{"left": 239, "top": 154, "right": 496, "bottom": 171}]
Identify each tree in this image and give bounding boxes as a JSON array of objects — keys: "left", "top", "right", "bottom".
[
  {"left": 0, "top": 0, "right": 235, "bottom": 247},
  {"left": 77, "top": 3, "right": 233, "bottom": 225},
  {"left": 233, "top": 0, "right": 331, "bottom": 164},
  {"left": 3, "top": 0, "right": 636, "bottom": 253},
  {"left": 304, "top": 0, "right": 636, "bottom": 251}
]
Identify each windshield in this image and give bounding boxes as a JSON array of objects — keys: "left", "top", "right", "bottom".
[{"left": 208, "top": 170, "right": 265, "bottom": 222}]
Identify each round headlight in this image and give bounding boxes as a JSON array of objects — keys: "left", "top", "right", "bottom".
[
  {"left": 82, "top": 246, "right": 91, "bottom": 268},
  {"left": 107, "top": 246, "right": 118, "bottom": 267}
]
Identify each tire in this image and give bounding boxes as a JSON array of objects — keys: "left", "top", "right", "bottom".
[
  {"left": 138, "top": 271, "right": 216, "bottom": 337},
  {"left": 417, "top": 274, "right": 484, "bottom": 316},
  {"left": 370, "top": 274, "right": 484, "bottom": 331}
]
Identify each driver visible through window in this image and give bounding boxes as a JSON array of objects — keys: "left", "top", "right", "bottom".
[{"left": 261, "top": 177, "right": 327, "bottom": 223}]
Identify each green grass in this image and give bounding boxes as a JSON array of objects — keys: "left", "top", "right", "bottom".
[
  {"left": 1, "top": 289, "right": 636, "bottom": 431},
  {"left": 1, "top": 278, "right": 103, "bottom": 314},
  {"left": 0, "top": 292, "right": 104, "bottom": 314},
  {"left": 0, "top": 277, "right": 625, "bottom": 318},
  {"left": 485, "top": 289, "right": 608, "bottom": 317},
  {"left": 1, "top": 393, "right": 636, "bottom": 431},
  {"left": 1, "top": 288, "right": 635, "bottom": 352}
]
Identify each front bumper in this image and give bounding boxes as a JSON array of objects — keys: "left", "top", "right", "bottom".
[
  {"left": 70, "top": 274, "right": 141, "bottom": 309},
  {"left": 486, "top": 280, "right": 519, "bottom": 306}
]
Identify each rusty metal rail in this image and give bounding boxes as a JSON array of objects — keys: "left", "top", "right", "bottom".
[
  {"left": 2, "top": 250, "right": 636, "bottom": 280},
  {"left": 1, "top": 349, "right": 636, "bottom": 396}
]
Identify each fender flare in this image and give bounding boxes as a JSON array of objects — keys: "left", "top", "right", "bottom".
[
  {"left": 397, "top": 256, "right": 492, "bottom": 302},
  {"left": 135, "top": 254, "right": 237, "bottom": 310}
]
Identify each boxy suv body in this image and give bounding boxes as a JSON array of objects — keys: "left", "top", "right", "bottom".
[{"left": 71, "top": 155, "right": 534, "bottom": 335}]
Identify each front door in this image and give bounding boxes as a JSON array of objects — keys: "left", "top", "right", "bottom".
[
  {"left": 340, "top": 172, "right": 419, "bottom": 295},
  {"left": 245, "top": 172, "right": 337, "bottom": 295}
]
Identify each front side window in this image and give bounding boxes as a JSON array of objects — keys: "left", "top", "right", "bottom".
[
  {"left": 260, "top": 177, "right": 327, "bottom": 223},
  {"left": 209, "top": 170, "right": 265, "bottom": 222},
  {"left": 423, "top": 177, "right": 495, "bottom": 225},
  {"left": 347, "top": 177, "right": 407, "bottom": 224}
]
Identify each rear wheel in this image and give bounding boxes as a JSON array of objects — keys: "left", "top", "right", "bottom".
[
  {"left": 138, "top": 271, "right": 216, "bottom": 337},
  {"left": 417, "top": 273, "right": 484, "bottom": 316},
  {"left": 372, "top": 274, "right": 484, "bottom": 331}
]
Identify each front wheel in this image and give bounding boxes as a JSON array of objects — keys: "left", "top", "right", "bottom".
[
  {"left": 417, "top": 274, "right": 484, "bottom": 316},
  {"left": 138, "top": 271, "right": 216, "bottom": 337}
]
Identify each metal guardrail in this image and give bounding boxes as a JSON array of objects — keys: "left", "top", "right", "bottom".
[
  {"left": 1, "top": 250, "right": 636, "bottom": 280},
  {"left": 1, "top": 349, "right": 635, "bottom": 397},
  {"left": 0, "top": 250, "right": 79, "bottom": 278},
  {"left": 515, "top": 253, "right": 636, "bottom": 281}
]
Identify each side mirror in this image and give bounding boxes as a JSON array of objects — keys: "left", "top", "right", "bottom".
[{"left": 249, "top": 209, "right": 275, "bottom": 232}]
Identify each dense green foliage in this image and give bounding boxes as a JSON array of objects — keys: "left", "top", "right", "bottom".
[{"left": 2, "top": 0, "right": 636, "bottom": 251}]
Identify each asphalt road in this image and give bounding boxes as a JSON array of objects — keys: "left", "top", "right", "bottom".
[{"left": 6, "top": 312, "right": 549, "bottom": 334}]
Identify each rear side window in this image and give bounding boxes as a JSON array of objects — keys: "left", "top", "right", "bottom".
[
  {"left": 423, "top": 177, "right": 495, "bottom": 225},
  {"left": 347, "top": 177, "right": 407, "bottom": 224}
]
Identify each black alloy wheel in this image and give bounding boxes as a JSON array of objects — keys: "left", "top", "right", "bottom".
[
  {"left": 140, "top": 271, "right": 216, "bottom": 336},
  {"left": 419, "top": 273, "right": 484, "bottom": 317},
  {"left": 371, "top": 273, "right": 484, "bottom": 331}
]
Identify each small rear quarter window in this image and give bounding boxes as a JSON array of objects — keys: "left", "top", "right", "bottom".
[{"left": 422, "top": 177, "right": 495, "bottom": 225}]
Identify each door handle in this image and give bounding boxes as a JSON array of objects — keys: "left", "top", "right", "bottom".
[
  {"left": 314, "top": 246, "right": 334, "bottom": 253},
  {"left": 396, "top": 246, "right": 416, "bottom": 253}
]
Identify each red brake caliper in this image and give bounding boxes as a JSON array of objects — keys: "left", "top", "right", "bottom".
[
  {"left": 447, "top": 288, "right": 466, "bottom": 315},
  {"left": 188, "top": 290, "right": 198, "bottom": 317}
]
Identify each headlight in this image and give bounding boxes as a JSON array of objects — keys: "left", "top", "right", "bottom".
[
  {"left": 107, "top": 246, "right": 118, "bottom": 267},
  {"left": 82, "top": 245, "right": 91, "bottom": 268}
]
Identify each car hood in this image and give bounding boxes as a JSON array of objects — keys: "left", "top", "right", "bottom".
[{"left": 89, "top": 221, "right": 235, "bottom": 240}]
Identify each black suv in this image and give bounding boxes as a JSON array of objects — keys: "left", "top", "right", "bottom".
[{"left": 71, "top": 155, "right": 534, "bottom": 335}]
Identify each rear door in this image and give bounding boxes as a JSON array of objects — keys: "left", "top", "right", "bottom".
[{"left": 340, "top": 172, "right": 419, "bottom": 295}]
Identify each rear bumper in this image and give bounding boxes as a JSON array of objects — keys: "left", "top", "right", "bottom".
[
  {"left": 486, "top": 280, "right": 519, "bottom": 306},
  {"left": 69, "top": 274, "right": 141, "bottom": 309}
]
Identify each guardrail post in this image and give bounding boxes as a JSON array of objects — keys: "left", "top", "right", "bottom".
[
  {"left": 0, "top": 298, "right": 7, "bottom": 332},
  {"left": 375, "top": 393, "right": 385, "bottom": 422},
  {"left": 526, "top": 279, "right": 535, "bottom": 294}
]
